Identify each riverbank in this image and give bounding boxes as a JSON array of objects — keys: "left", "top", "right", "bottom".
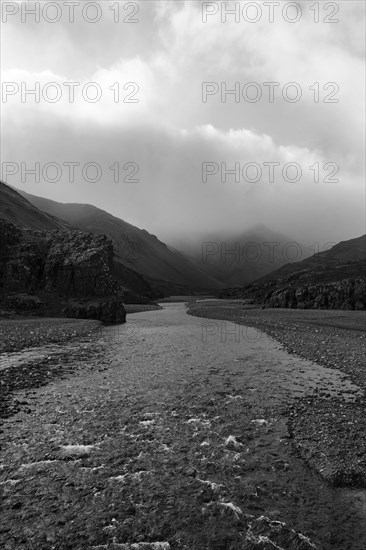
[
  {"left": 0, "top": 318, "right": 101, "bottom": 354},
  {"left": 187, "top": 301, "right": 366, "bottom": 487}
]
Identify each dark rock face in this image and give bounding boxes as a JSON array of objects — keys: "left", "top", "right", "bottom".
[
  {"left": 0, "top": 219, "right": 126, "bottom": 323},
  {"left": 43, "top": 229, "right": 121, "bottom": 297},
  {"left": 222, "top": 273, "right": 366, "bottom": 311},
  {"left": 266, "top": 278, "right": 366, "bottom": 310}
]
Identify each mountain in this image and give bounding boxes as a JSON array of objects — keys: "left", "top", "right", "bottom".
[
  {"left": 170, "top": 224, "right": 311, "bottom": 286},
  {"left": 17, "top": 189, "right": 223, "bottom": 293},
  {"left": 221, "top": 235, "right": 366, "bottom": 310},
  {"left": 0, "top": 181, "right": 70, "bottom": 231}
]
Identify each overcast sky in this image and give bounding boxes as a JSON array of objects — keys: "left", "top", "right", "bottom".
[{"left": 1, "top": 0, "right": 365, "bottom": 245}]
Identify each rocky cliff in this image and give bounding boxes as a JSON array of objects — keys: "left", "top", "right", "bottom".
[
  {"left": 0, "top": 219, "right": 126, "bottom": 322},
  {"left": 265, "top": 278, "right": 366, "bottom": 310}
]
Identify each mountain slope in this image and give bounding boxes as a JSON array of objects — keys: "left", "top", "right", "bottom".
[
  {"left": 255, "top": 234, "right": 366, "bottom": 285},
  {"left": 18, "top": 190, "right": 223, "bottom": 291},
  {"left": 0, "top": 181, "right": 70, "bottom": 231},
  {"left": 221, "top": 235, "right": 366, "bottom": 310}
]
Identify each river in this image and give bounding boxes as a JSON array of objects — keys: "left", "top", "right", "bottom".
[{"left": 1, "top": 302, "right": 365, "bottom": 549}]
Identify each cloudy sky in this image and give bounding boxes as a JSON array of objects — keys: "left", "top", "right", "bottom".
[{"left": 1, "top": 0, "right": 365, "bottom": 246}]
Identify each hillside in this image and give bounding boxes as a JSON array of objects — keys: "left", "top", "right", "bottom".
[
  {"left": 254, "top": 234, "right": 366, "bottom": 286},
  {"left": 221, "top": 235, "right": 366, "bottom": 310},
  {"left": 0, "top": 181, "right": 70, "bottom": 231},
  {"left": 18, "top": 190, "right": 223, "bottom": 293}
]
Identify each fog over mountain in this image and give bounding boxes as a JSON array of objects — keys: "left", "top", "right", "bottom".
[{"left": 2, "top": 1, "right": 365, "bottom": 245}]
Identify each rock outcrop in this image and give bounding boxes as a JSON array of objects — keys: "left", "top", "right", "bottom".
[
  {"left": 266, "top": 278, "right": 366, "bottom": 310},
  {"left": 223, "top": 276, "right": 366, "bottom": 311},
  {"left": 0, "top": 219, "right": 126, "bottom": 322}
]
